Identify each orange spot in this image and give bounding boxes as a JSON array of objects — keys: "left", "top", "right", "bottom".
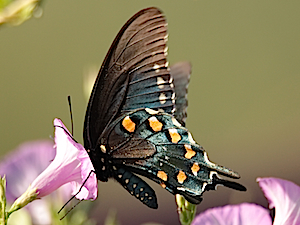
[
  {"left": 191, "top": 163, "right": 200, "bottom": 176},
  {"left": 160, "top": 182, "right": 166, "bottom": 189},
  {"left": 168, "top": 128, "right": 181, "bottom": 143},
  {"left": 122, "top": 116, "right": 135, "bottom": 132},
  {"left": 157, "top": 171, "right": 168, "bottom": 181},
  {"left": 177, "top": 170, "right": 187, "bottom": 184},
  {"left": 184, "top": 144, "right": 196, "bottom": 159},
  {"left": 148, "top": 116, "right": 163, "bottom": 132}
]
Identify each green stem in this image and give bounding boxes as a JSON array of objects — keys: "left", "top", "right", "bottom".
[
  {"left": 0, "top": 176, "right": 7, "bottom": 225},
  {"left": 176, "top": 194, "right": 197, "bottom": 225}
]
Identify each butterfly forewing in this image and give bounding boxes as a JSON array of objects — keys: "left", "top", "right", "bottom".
[
  {"left": 119, "top": 12, "right": 174, "bottom": 113},
  {"left": 84, "top": 7, "right": 174, "bottom": 151}
]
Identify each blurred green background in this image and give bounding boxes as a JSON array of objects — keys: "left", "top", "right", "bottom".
[{"left": 1, "top": 1, "right": 300, "bottom": 224}]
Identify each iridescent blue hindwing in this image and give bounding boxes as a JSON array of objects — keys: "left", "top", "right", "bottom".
[{"left": 104, "top": 109, "right": 245, "bottom": 205}]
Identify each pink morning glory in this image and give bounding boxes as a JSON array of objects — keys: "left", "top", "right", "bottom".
[
  {"left": 0, "top": 140, "right": 57, "bottom": 202},
  {"left": 8, "top": 118, "right": 97, "bottom": 215},
  {"left": 0, "top": 140, "right": 69, "bottom": 224},
  {"left": 258, "top": 177, "right": 300, "bottom": 225},
  {"left": 30, "top": 118, "right": 98, "bottom": 200},
  {"left": 192, "top": 177, "right": 300, "bottom": 225}
]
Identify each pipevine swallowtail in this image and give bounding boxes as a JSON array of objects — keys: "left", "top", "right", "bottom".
[{"left": 83, "top": 7, "right": 246, "bottom": 209}]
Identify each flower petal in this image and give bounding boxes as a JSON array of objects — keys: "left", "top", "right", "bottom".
[
  {"left": 191, "top": 203, "right": 272, "bottom": 225},
  {"left": 53, "top": 118, "right": 98, "bottom": 200},
  {"left": 0, "top": 140, "right": 74, "bottom": 224},
  {"left": 31, "top": 120, "right": 81, "bottom": 197},
  {"left": 72, "top": 149, "right": 98, "bottom": 200},
  {"left": 30, "top": 118, "right": 97, "bottom": 200},
  {"left": 0, "top": 140, "right": 56, "bottom": 201},
  {"left": 257, "top": 177, "right": 300, "bottom": 225}
]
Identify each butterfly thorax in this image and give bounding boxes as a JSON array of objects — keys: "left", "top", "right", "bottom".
[{"left": 87, "top": 146, "right": 112, "bottom": 182}]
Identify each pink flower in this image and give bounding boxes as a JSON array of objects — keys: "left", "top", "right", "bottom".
[
  {"left": 258, "top": 178, "right": 300, "bottom": 225},
  {"left": 0, "top": 140, "right": 61, "bottom": 224},
  {"left": 31, "top": 118, "right": 98, "bottom": 200},
  {"left": 8, "top": 118, "right": 97, "bottom": 215},
  {"left": 192, "top": 178, "right": 300, "bottom": 225},
  {"left": 0, "top": 140, "right": 57, "bottom": 202}
]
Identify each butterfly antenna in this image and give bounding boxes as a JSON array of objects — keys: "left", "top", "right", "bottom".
[
  {"left": 60, "top": 199, "right": 83, "bottom": 220},
  {"left": 58, "top": 170, "right": 95, "bottom": 214},
  {"left": 67, "top": 96, "right": 74, "bottom": 136},
  {"left": 58, "top": 194, "right": 76, "bottom": 214}
]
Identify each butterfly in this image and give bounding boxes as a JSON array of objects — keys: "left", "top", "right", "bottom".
[{"left": 83, "top": 7, "right": 246, "bottom": 209}]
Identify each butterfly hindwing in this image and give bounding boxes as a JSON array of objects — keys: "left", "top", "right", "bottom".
[
  {"left": 113, "top": 166, "right": 158, "bottom": 209},
  {"left": 104, "top": 109, "right": 245, "bottom": 205},
  {"left": 170, "top": 62, "right": 191, "bottom": 126}
]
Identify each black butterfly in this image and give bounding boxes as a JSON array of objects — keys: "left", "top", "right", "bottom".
[{"left": 83, "top": 7, "right": 245, "bottom": 209}]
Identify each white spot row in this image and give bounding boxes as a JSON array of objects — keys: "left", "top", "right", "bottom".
[
  {"left": 157, "top": 77, "right": 165, "bottom": 89},
  {"left": 159, "top": 93, "right": 167, "bottom": 104},
  {"left": 171, "top": 92, "right": 176, "bottom": 104}
]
